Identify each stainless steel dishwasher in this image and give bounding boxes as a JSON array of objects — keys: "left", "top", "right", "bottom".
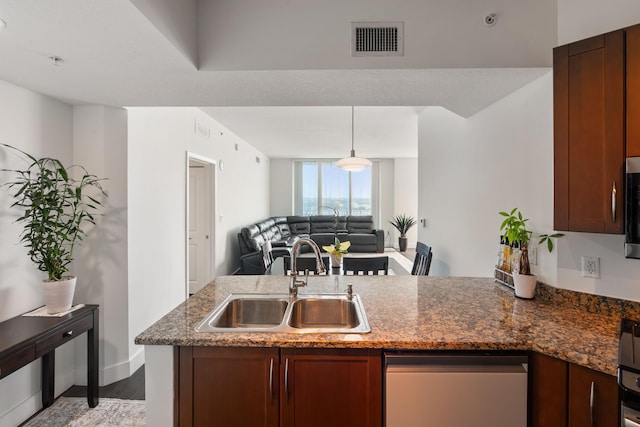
[{"left": 385, "top": 352, "right": 528, "bottom": 427}]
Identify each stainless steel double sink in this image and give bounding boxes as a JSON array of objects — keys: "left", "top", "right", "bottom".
[{"left": 195, "top": 293, "right": 371, "bottom": 334}]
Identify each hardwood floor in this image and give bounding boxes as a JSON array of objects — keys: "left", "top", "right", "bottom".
[{"left": 63, "top": 365, "right": 145, "bottom": 400}]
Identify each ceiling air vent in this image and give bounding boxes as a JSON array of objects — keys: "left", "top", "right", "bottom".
[{"left": 352, "top": 22, "right": 403, "bottom": 57}]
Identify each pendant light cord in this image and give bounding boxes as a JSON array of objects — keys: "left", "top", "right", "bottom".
[{"left": 351, "top": 106, "right": 355, "bottom": 156}]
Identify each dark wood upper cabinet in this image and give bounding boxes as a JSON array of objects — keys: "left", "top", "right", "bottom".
[
  {"left": 627, "top": 24, "right": 640, "bottom": 157},
  {"left": 554, "top": 30, "right": 625, "bottom": 234}
]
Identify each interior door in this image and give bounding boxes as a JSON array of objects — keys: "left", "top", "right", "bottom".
[{"left": 188, "top": 162, "right": 211, "bottom": 294}]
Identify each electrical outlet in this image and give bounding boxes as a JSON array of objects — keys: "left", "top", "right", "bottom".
[
  {"left": 581, "top": 256, "right": 600, "bottom": 278},
  {"left": 528, "top": 246, "right": 537, "bottom": 265}
]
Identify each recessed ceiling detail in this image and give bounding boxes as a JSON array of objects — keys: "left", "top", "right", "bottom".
[{"left": 351, "top": 22, "right": 403, "bottom": 57}]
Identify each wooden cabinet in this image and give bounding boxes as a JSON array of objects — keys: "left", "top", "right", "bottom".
[
  {"left": 553, "top": 30, "right": 625, "bottom": 234},
  {"left": 529, "top": 352, "right": 619, "bottom": 427},
  {"left": 178, "top": 347, "right": 279, "bottom": 427},
  {"left": 627, "top": 24, "right": 640, "bottom": 157},
  {"left": 568, "top": 363, "right": 619, "bottom": 427},
  {"left": 529, "top": 352, "right": 568, "bottom": 427},
  {"left": 280, "top": 348, "right": 381, "bottom": 427},
  {"left": 176, "top": 347, "right": 382, "bottom": 427}
]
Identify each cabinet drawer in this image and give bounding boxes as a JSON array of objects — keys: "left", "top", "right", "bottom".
[
  {"left": 35, "top": 315, "right": 93, "bottom": 356},
  {"left": 0, "top": 345, "right": 36, "bottom": 380}
]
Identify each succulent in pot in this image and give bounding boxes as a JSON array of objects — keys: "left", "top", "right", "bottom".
[
  {"left": 1, "top": 144, "right": 107, "bottom": 313},
  {"left": 389, "top": 214, "right": 416, "bottom": 252}
]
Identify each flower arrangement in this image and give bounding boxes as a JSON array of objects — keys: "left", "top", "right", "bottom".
[{"left": 322, "top": 238, "right": 351, "bottom": 260}]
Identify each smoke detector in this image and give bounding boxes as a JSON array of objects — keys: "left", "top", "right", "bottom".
[{"left": 484, "top": 13, "right": 497, "bottom": 27}]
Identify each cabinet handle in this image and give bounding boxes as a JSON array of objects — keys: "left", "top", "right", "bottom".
[
  {"left": 590, "top": 381, "right": 595, "bottom": 427},
  {"left": 63, "top": 330, "right": 73, "bottom": 338},
  {"left": 284, "top": 358, "right": 289, "bottom": 398},
  {"left": 612, "top": 181, "right": 617, "bottom": 223},
  {"left": 269, "top": 358, "right": 274, "bottom": 396}
]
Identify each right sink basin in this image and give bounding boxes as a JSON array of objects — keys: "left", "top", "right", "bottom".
[{"left": 288, "top": 297, "right": 361, "bottom": 330}]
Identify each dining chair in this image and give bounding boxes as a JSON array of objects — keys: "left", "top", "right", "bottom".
[
  {"left": 342, "top": 256, "right": 389, "bottom": 275},
  {"left": 411, "top": 241, "right": 433, "bottom": 276},
  {"left": 261, "top": 240, "right": 275, "bottom": 270},
  {"left": 283, "top": 255, "right": 329, "bottom": 275}
]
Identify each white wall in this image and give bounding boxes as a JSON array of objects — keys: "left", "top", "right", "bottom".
[
  {"left": 0, "top": 80, "right": 77, "bottom": 427},
  {"left": 72, "top": 106, "right": 134, "bottom": 385},
  {"left": 127, "top": 107, "right": 270, "bottom": 347},
  {"left": 270, "top": 159, "right": 293, "bottom": 215},
  {"left": 418, "top": 73, "right": 555, "bottom": 279},
  {"left": 558, "top": 0, "right": 640, "bottom": 45},
  {"left": 391, "top": 158, "right": 418, "bottom": 248}
]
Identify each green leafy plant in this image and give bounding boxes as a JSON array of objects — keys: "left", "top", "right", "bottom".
[
  {"left": 499, "top": 208, "right": 563, "bottom": 275},
  {"left": 499, "top": 208, "right": 532, "bottom": 246},
  {"left": 1, "top": 144, "right": 107, "bottom": 281},
  {"left": 389, "top": 214, "right": 416, "bottom": 237}
]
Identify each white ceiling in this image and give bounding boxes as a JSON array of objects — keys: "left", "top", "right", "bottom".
[{"left": 0, "top": 0, "right": 556, "bottom": 158}]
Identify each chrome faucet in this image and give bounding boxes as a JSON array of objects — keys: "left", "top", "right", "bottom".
[{"left": 289, "top": 238, "right": 327, "bottom": 298}]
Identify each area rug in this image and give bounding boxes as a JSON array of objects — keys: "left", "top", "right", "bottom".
[{"left": 22, "top": 397, "right": 145, "bottom": 427}]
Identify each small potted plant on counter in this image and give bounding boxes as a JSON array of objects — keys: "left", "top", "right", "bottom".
[
  {"left": 389, "top": 214, "right": 416, "bottom": 252},
  {"left": 499, "top": 208, "right": 563, "bottom": 299},
  {"left": 322, "top": 238, "right": 350, "bottom": 268},
  {"left": 1, "top": 144, "right": 107, "bottom": 313}
]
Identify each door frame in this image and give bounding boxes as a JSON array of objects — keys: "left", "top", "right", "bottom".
[{"left": 185, "top": 152, "right": 217, "bottom": 299}]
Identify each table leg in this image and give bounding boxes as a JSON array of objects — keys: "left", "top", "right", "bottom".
[
  {"left": 41, "top": 351, "right": 55, "bottom": 408},
  {"left": 87, "top": 309, "right": 99, "bottom": 407}
]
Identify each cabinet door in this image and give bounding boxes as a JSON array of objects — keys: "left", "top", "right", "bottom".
[
  {"left": 529, "top": 352, "right": 568, "bottom": 427},
  {"left": 280, "top": 348, "right": 382, "bottom": 427},
  {"left": 554, "top": 30, "right": 624, "bottom": 233},
  {"left": 627, "top": 24, "right": 640, "bottom": 157},
  {"left": 179, "top": 347, "right": 279, "bottom": 427},
  {"left": 568, "top": 364, "right": 619, "bottom": 427}
]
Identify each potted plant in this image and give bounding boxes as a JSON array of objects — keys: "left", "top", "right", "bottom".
[
  {"left": 322, "top": 237, "right": 351, "bottom": 268},
  {"left": 1, "top": 144, "right": 106, "bottom": 313},
  {"left": 499, "top": 208, "right": 563, "bottom": 299},
  {"left": 389, "top": 214, "right": 416, "bottom": 252}
]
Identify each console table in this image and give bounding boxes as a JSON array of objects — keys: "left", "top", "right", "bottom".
[{"left": 0, "top": 304, "right": 99, "bottom": 408}]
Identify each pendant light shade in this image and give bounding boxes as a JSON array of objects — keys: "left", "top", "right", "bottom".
[{"left": 336, "top": 107, "right": 372, "bottom": 172}]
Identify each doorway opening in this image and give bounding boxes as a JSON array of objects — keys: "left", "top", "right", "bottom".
[{"left": 186, "top": 153, "right": 216, "bottom": 298}]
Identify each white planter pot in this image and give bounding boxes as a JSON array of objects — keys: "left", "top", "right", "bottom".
[
  {"left": 330, "top": 254, "right": 342, "bottom": 269},
  {"left": 513, "top": 273, "right": 537, "bottom": 299},
  {"left": 43, "top": 276, "right": 77, "bottom": 314}
]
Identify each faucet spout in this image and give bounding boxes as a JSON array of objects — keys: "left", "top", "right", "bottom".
[{"left": 289, "top": 238, "right": 326, "bottom": 297}]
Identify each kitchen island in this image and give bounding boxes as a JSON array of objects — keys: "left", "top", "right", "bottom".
[{"left": 136, "top": 275, "right": 628, "bottom": 426}]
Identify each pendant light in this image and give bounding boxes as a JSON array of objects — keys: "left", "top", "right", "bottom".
[{"left": 336, "top": 106, "right": 372, "bottom": 172}]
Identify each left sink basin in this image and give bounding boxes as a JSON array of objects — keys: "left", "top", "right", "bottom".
[{"left": 195, "top": 294, "right": 289, "bottom": 332}]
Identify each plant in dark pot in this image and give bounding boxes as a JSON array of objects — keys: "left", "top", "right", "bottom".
[
  {"left": 499, "top": 208, "right": 563, "bottom": 299},
  {"left": 1, "top": 144, "right": 106, "bottom": 313},
  {"left": 389, "top": 214, "right": 416, "bottom": 252}
]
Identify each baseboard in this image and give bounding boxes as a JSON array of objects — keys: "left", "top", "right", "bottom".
[
  {"left": 74, "top": 347, "right": 146, "bottom": 386},
  {"left": 0, "top": 393, "right": 40, "bottom": 427}
]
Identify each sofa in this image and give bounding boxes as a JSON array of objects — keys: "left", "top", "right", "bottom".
[{"left": 237, "top": 215, "right": 384, "bottom": 274}]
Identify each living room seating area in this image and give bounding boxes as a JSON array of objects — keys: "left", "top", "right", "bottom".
[{"left": 237, "top": 215, "right": 384, "bottom": 274}]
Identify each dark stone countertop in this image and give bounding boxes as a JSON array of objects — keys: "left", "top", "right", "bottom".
[{"left": 135, "top": 275, "right": 625, "bottom": 376}]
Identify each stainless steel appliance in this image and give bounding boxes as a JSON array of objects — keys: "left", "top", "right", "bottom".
[
  {"left": 384, "top": 352, "right": 528, "bottom": 427},
  {"left": 618, "top": 318, "right": 640, "bottom": 426},
  {"left": 626, "top": 158, "right": 640, "bottom": 258}
]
